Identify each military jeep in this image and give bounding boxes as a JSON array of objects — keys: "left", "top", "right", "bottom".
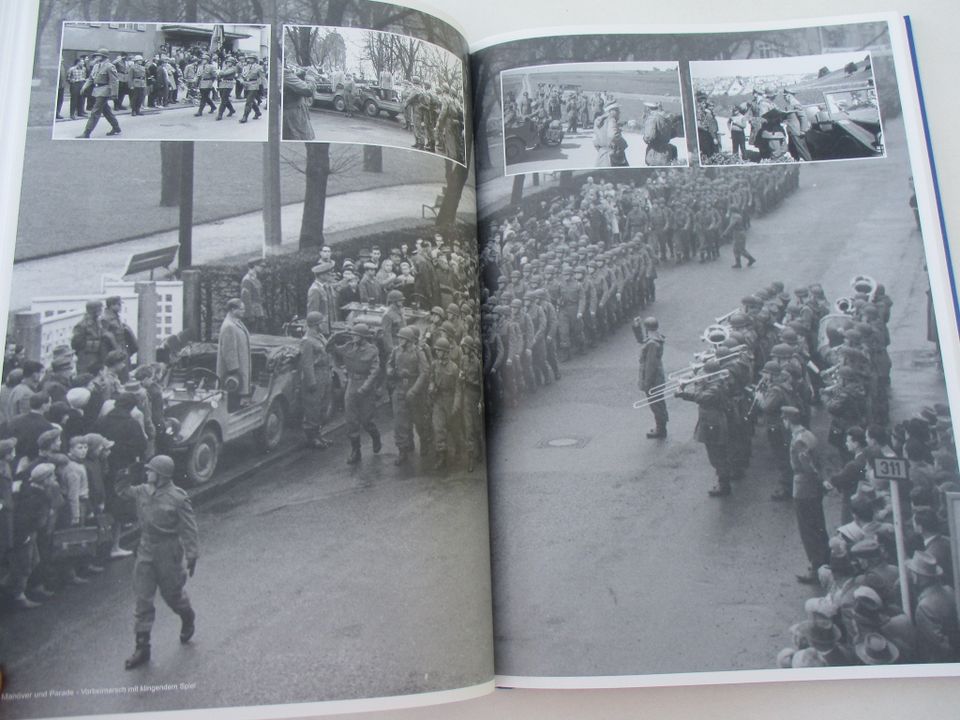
[
  {"left": 504, "top": 117, "right": 564, "bottom": 164},
  {"left": 159, "top": 334, "right": 301, "bottom": 485}
]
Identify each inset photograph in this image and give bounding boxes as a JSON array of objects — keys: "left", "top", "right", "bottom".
[
  {"left": 691, "top": 52, "right": 884, "bottom": 166},
  {"left": 281, "top": 25, "right": 466, "bottom": 166},
  {"left": 499, "top": 61, "right": 687, "bottom": 174},
  {"left": 53, "top": 22, "right": 270, "bottom": 142}
]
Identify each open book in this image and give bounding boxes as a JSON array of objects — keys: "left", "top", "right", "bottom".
[{"left": 1, "top": 2, "right": 958, "bottom": 719}]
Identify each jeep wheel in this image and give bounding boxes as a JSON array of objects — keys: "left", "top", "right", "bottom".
[
  {"left": 259, "top": 401, "right": 286, "bottom": 452},
  {"left": 505, "top": 137, "right": 524, "bottom": 163},
  {"left": 186, "top": 428, "right": 220, "bottom": 484},
  {"left": 333, "top": 96, "right": 346, "bottom": 113},
  {"left": 364, "top": 100, "right": 379, "bottom": 117}
]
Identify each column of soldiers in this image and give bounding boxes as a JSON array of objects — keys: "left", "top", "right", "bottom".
[
  {"left": 401, "top": 78, "right": 465, "bottom": 163},
  {"left": 68, "top": 47, "right": 267, "bottom": 138},
  {"left": 294, "top": 235, "right": 483, "bottom": 475},
  {"left": 477, "top": 165, "right": 799, "bottom": 414}
]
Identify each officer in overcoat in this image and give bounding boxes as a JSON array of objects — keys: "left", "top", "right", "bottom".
[
  {"left": 327, "top": 323, "right": 381, "bottom": 465},
  {"left": 78, "top": 48, "right": 121, "bottom": 138}
]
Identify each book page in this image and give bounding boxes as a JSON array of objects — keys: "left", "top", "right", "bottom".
[
  {"left": 0, "top": 1, "right": 492, "bottom": 718},
  {"left": 471, "top": 15, "right": 960, "bottom": 685}
]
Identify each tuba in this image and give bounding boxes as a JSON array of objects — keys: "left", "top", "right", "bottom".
[
  {"left": 702, "top": 324, "right": 729, "bottom": 346},
  {"left": 851, "top": 275, "right": 878, "bottom": 301}
]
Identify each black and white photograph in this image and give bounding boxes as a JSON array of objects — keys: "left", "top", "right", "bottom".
[
  {"left": 472, "top": 19, "right": 959, "bottom": 682},
  {"left": 691, "top": 52, "right": 885, "bottom": 166},
  {"left": 52, "top": 22, "right": 270, "bottom": 141},
  {"left": 1, "top": 1, "right": 490, "bottom": 719},
  {"left": 500, "top": 61, "right": 687, "bottom": 174},
  {"left": 281, "top": 25, "right": 467, "bottom": 166}
]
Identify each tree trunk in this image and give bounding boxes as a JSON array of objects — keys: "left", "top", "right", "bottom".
[
  {"left": 263, "top": 16, "right": 282, "bottom": 252},
  {"left": 510, "top": 174, "right": 525, "bottom": 205},
  {"left": 160, "top": 142, "right": 182, "bottom": 207},
  {"left": 436, "top": 160, "right": 468, "bottom": 227},
  {"left": 363, "top": 146, "right": 383, "bottom": 172},
  {"left": 299, "top": 143, "right": 331, "bottom": 249}
]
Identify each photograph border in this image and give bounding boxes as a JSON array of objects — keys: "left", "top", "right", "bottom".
[
  {"left": 279, "top": 23, "right": 468, "bottom": 169},
  {"left": 498, "top": 59, "right": 689, "bottom": 177},
  {"left": 689, "top": 50, "right": 888, "bottom": 169},
  {"left": 50, "top": 20, "right": 271, "bottom": 144}
]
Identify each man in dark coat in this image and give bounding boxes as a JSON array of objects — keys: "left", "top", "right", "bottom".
[
  {"left": 637, "top": 316, "right": 667, "bottom": 439},
  {"left": 282, "top": 65, "right": 316, "bottom": 141},
  {"left": 676, "top": 360, "right": 731, "bottom": 497}
]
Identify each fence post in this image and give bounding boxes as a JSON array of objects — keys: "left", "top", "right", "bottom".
[
  {"left": 135, "top": 282, "right": 158, "bottom": 365},
  {"left": 13, "top": 312, "right": 43, "bottom": 362},
  {"left": 181, "top": 269, "right": 202, "bottom": 343}
]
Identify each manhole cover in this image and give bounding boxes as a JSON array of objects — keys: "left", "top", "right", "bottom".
[{"left": 537, "top": 436, "right": 591, "bottom": 449}]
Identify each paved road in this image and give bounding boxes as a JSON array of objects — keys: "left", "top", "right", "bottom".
[
  {"left": 51, "top": 104, "right": 269, "bottom": 142},
  {"left": 304, "top": 108, "right": 466, "bottom": 166},
  {"left": 0, "top": 405, "right": 493, "bottom": 719},
  {"left": 502, "top": 128, "right": 688, "bottom": 174},
  {"left": 487, "top": 120, "right": 947, "bottom": 678}
]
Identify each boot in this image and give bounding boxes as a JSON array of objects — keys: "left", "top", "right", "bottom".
[
  {"left": 124, "top": 632, "right": 151, "bottom": 670},
  {"left": 646, "top": 423, "right": 667, "bottom": 439},
  {"left": 106, "top": 128, "right": 121, "bottom": 136},
  {"left": 371, "top": 428, "right": 382, "bottom": 454},
  {"left": 347, "top": 437, "right": 361, "bottom": 465},
  {"left": 179, "top": 608, "right": 196, "bottom": 644}
]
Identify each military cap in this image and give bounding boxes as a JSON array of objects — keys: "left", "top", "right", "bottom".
[
  {"left": 780, "top": 406, "right": 801, "bottom": 421},
  {"left": 145, "top": 455, "right": 176, "bottom": 477},
  {"left": 52, "top": 344, "right": 74, "bottom": 359},
  {"left": 51, "top": 354, "right": 73, "bottom": 370},
  {"left": 134, "top": 55, "right": 144, "bottom": 62},
  {"left": 642, "top": 316, "right": 659, "bottom": 331},
  {"left": 430, "top": 306, "right": 446, "bottom": 317},
  {"left": 30, "top": 462, "right": 56, "bottom": 481},
  {"left": 729, "top": 312, "right": 749, "bottom": 328},
  {"left": 38, "top": 428, "right": 62, "bottom": 450},
  {"left": 446, "top": 303, "right": 460, "bottom": 315},
  {"left": 85, "top": 299, "right": 103, "bottom": 311},
  {"left": 440, "top": 321, "right": 458, "bottom": 337},
  {"left": 497, "top": 275, "right": 509, "bottom": 285},
  {"left": 574, "top": 265, "right": 587, "bottom": 274},
  {"left": 305, "top": 311, "right": 325, "bottom": 327},
  {"left": 793, "top": 287, "right": 810, "bottom": 297},
  {"left": 92, "top": 48, "right": 110, "bottom": 59},
  {"left": 311, "top": 261, "right": 335, "bottom": 274},
  {"left": 780, "top": 328, "right": 798, "bottom": 343},
  {"left": 397, "top": 326, "right": 417, "bottom": 342},
  {"left": 362, "top": 262, "right": 376, "bottom": 272},
  {"left": 510, "top": 298, "right": 522, "bottom": 309},
  {"left": 225, "top": 57, "right": 237, "bottom": 64},
  {"left": 741, "top": 295, "right": 762, "bottom": 308},
  {"left": 433, "top": 336, "right": 451, "bottom": 351},
  {"left": 771, "top": 343, "right": 794, "bottom": 358},
  {"left": 0, "top": 437, "right": 17, "bottom": 455},
  {"left": 386, "top": 290, "right": 404, "bottom": 304},
  {"left": 105, "top": 295, "right": 122, "bottom": 306}
]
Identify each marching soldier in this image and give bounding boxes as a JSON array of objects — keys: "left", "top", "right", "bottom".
[
  {"left": 239, "top": 56, "right": 263, "bottom": 123},
  {"left": 327, "top": 324, "right": 381, "bottom": 465},
  {"left": 77, "top": 48, "right": 121, "bottom": 138},
  {"left": 637, "top": 316, "right": 668, "bottom": 439},
  {"left": 722, "top": 204, "right": 755, "bottom": 269},
  {"left": 387, "top": 326, "right": 428, "bottom": 465},
  {"left": 429, "top": 336, "right": 461, "bottom": 473},
  {"left": 118, "top": 454, "right": 199, "bottom": 670},
  {"left": 299, "top": 312, "right": 333, "bottom": 450},
  {"left": 216, "top": 57, "right": 238, "bottom": 120},
  {"left": 677, "top": 360, "right": 732, "bottom": 497},
  {"left": 195, "top": 54, "right": 217, "bottom": 116}
]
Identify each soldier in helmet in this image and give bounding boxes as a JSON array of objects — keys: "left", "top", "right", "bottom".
[
  {"left": 117, "top": 454, "right": 199, "bottom": 670},
  {"left": 327, "top": 323, "right": 381, "bottom": 465},
  {"left": 71, "top": 300, "right": 108, "bottom": 373},
  {"left": 381, "top": 290, "right": 406, "bottom": 358},
  {"left": 195, "top": 53, "right": 218, "bottom": 116},
  {"left": 402, "top": 77, "right": 425, "bottom": 149},
  {"left": 387, "top": 326, "right": 429, "bottom": 465},
  {"left": 216, "top": 56, "right": 238, "bottom": 120},
  {"left": 300, "top": 312, "right": 332, "bottom": 449},
  {"left": 637, "top": 316, "right": 668, "bottom": 439},
  {"left": 429, "top": 336, "right": 461, "bottom": 473}
]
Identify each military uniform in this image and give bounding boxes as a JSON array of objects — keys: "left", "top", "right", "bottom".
[
  {"left": 430, "top": 346, "right": 462, "bottom": 469},
  {"left": 639, "top": 329, "right": 668, "bottom": 437},
  {"left": 787, "top": 417, "right": 829, "bottom": 576},
  {"left": 300, "top": 326, "right": 332, "bottom": 446},
  {"left": 116, "top": 471, "right": 198, "bottom": 636},
  {"left": 328, "top": 330, "right": 381, "bottom": 462},
  {"left": 678, "top": 376, "right": 731, "bottom": 496},
  {"left": 388, "top": 335, "right": 428, "bottom": 461},
  {"left": 129, "top": 60, "right": 147, "bottom": 116},
  {"left": 79, "top": 54, "right": 121, "bottom": 137},
  {"left": 240, "top": 270, "right": 266, "bottom": 333},
  {"left": 195, "top": 61, "right": 218, "bottom": 115},
  {"left": 71, "top": 313, "right": 107, "bottom": 373},
  {"left": 216, "top": 61, "right": 237, "bottom": 119},
  {"left": 240, "top": 61, "right": 263, "bottom": 122}
]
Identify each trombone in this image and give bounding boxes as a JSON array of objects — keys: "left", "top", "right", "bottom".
[{"left": 633, "top": 368, "right": 730, "bottom": 409}]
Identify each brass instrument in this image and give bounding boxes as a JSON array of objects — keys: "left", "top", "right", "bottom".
[
  {"left": 634, "top": 368, "right": 730, "bottom": 409},
  {"left": 834, "top": 296, "right": 854, "bottom": 315},
  {"left": 851, "top": 274, "right": 878, "bottom": 302},
  {"left": 714, "top": 309, "right": 738, "bottom": 324},
  {"left": 702, "top": 323, "right": 729, "bottom": 346},
  {"left": 820, "top": 363, "right": 841, "bottom": 381}
]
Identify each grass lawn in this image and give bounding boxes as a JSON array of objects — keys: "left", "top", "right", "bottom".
[{"left": 15, "top": 119, "right": 451, "bottom": 262}]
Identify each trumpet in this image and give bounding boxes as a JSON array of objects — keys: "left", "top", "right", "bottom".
[
  {"left": 851, "top": 274, "right": 878, "bottom": 302},
  {"left": 636, "top": 368, "right": 730, "bottom": 408},
  {"left": 680, "top": 346, "right": 748, "bottom": 377},
  {"left": 714, "top": 309, "right": 738, "bottom": 324}
]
